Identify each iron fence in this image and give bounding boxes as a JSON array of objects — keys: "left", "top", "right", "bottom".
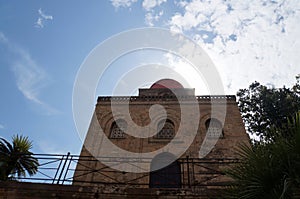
[{"left": 15, "top": 153, "right": 238, "bottom": 189}]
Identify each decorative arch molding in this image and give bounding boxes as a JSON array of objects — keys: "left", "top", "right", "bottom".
[
  {"left": 200, "top": 113, "right": 225, "bottom": 129},
  {"left": 149, "top": 109, "right": 180, "bottom": 140},
  {"left": 155, "top": 119, "right": 175, "bottom": 139},
  {"left": 150, "top": 109, "right": 180, "bottom": 130},
  {"left": 103, "top": 113, "right": 127, "bottom": 136},
  {"left": 102, "top": 108, "right": 181, "bottom": 139}
]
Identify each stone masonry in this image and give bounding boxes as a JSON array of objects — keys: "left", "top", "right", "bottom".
[{"left": 73, "top": 79, "right": 250, "bottom": 195}]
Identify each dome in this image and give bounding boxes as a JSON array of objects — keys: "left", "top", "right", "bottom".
[{"left": 150, "top": 79, "right": 184, "bottom": 89}]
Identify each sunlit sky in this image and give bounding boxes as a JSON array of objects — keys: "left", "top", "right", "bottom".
[{"left": 0, "top": 0, "right": 299, "bottom": 155}]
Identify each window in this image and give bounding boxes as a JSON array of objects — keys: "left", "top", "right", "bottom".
[
  {"left": 155, "top": 119, "right": 175, "bottom": 139},
  {"left": 205, "top": 118, "right": 224, "bottom": 138},
  {"left": 109, "top": 119, "right": 127, "bottom": 139}
]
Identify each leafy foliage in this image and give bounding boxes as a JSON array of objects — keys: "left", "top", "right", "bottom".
[
  {"left": 226, "top": 112, "right": 300, "bottom": 198},
  {"left": 237, "top": 76, "right": 300, "bottom": 142},
  {"left": 0, "top": 135, "right": 39, "bottom": 181}
]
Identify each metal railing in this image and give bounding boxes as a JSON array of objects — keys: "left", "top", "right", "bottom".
[{"left": 15, "top": 153, "right": 238, "bottom": 189}]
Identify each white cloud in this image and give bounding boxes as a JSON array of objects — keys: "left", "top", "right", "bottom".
[
  {"left": 164, "top": 53, "right": 210, "bottom": 95},
  {"left": 145, "top": 10, "right": 164, "bottom": 26},
  {"left": 168, "top": 0, "right": 300, "bottom": 93},
  {"left": 110, "top": 0, "right": 138, "bottom": 8},
  {"left": 0, "top": 32, "right": 8, "bottom": 43},
  {"left": 11, "top": 50, "right": 46, "bottom": 105},
  {"left": 0, "top": 32, "right": 60, "bottom": 115},
  {"left": 35, "top": 8, "right": 53, "bottom": 28},
  {"left": 35, "top": 18, "right": 44, "bottom": 28},
  {"left": 142, "top": 0, "right": 166, "bottom": 26},
  {"left": 38, "top": 8, "right": 53, "bottom": 20},
  {"left": 0, "top": 124, "right": 4, "bottom": 129},
  {"left": 142, "top": 0, "right": 167, "bottom": 11},
  {"left": 110, "top": 0, "right": 166, "bottom": 25},
  {"left": 111, "top": 0, "right": 300, "bottom": 94}
]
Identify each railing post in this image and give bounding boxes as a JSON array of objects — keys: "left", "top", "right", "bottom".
[
  {"left": 62, "top": 155, "right": 73, "bottom": 184},
  {"left": 52, "top": 154, "right": 65, "bottom": 184},
  {"left": 181, "top": 158, "right": 185, "bottom": 188},
  {"left": 186, "top": 156, "right": 191, "bottom": 188},
  {"left": 57, "top": 152, "right": 70, "bottom": 184}
]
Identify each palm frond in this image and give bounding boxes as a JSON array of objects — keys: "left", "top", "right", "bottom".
[
  {"left": 0, "top": 135, "right": 39, "bottom": 181},
  {"left": 225, "top": 112, "right": 300, "bottom": 198}
]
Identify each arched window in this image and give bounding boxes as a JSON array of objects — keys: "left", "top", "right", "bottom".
[
  {"left": 205, "top": 118, "right": 224, "bottom": 138},
  {"left": 109, "top": 119, "right": 127, "bottom": 139},
  {"left": 155, "top": 119, "right": 175, "bottom": 139}
]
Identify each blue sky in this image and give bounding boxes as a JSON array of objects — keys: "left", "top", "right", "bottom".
[{"left": 0, "top": 0, "right": 300, "bottom": 155}]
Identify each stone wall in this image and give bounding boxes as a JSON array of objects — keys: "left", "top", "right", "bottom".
[
  {"left": 73, "top": 95, "right": 249, "bottom": 188},
  {"left": 0, "top": 181, "right": 226, "bottom": 199},
  {"left": 0, "top": 181, "right": 95, "bottom": 199}
]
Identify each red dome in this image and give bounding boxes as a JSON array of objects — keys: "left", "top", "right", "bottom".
[{"left": 150, "top": 79, "right": 184, "bottom": 89}]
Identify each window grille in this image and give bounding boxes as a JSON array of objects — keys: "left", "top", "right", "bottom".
[
  {"left": 155, "top": 120, "right": 175, "bottom": 139},
  {"left": 205, "top": 118, "right": 224, "bottom": 138},
  {"left": 110, "top": 119, "right": 127, "bottom": 139}
]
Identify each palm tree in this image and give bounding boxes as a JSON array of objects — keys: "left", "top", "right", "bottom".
[
  {"left": 0, "top": 135, "right": 39, "bottom": 181},
  {"left": 225, "top": 112, "right": 300, "bottom": 198}
]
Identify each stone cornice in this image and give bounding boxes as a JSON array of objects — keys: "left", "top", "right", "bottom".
[{"left": 97, "top": 95, "right": 236, "bottom": 105}]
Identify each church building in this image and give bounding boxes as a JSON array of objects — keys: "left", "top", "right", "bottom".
[{"left": 73, "top": 79, "right": 249, "bottom": 195}]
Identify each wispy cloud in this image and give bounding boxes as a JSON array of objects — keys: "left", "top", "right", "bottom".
[
  {"left": 0, "top": 32, "right": 8, "bottom": 43},
  {"left": 143, "top": 0, "right": 166, "bottom": 27},
  {"left": 12, "top": 50, "right": 46, "bottom": 104},
  {"left": 110, "top": 0, "right": 138, "bottom": 9},
  {"left": 35, "top": 8, "right": 53, "bottom": 28},
  {"left": 0, "top": 31, "right": 60, "bottom": 115},
  {"left": 0, "top": 124, "right": 4, "bottom": 129},
  {"left": 145, "top": 11, "right": 164, "bottom": 26},
  {"left": 110, "top": 0, "right": 166, "bottom": 26},
  {"left": 142, "top": 0, "right": 166, "bottom": 11}
]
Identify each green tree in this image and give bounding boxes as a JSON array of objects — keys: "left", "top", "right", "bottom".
[
  {"left": 0, "top": 135, "right": 39, "bottom": 181},
  {"left": 226, "top": 112, "right": 300, "bottom": 198},
  {"left": 237, "top": 76, "right": 300, "bottom": 142}
]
